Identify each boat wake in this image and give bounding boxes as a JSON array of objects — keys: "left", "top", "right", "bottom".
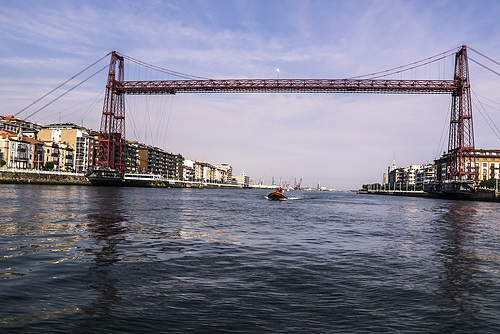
[{"left": 264, "top": 195, "right": 302, "bottom": 201}]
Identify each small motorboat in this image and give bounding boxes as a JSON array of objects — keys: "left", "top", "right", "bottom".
[{"left": 268, "top": 190, "right": 287, "bottom": 200}]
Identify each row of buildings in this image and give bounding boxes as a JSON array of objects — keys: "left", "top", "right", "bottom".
[
  {"left": 0, "top": 115, "right": 241, "bottom": 185},
  {"left": 386, "top": 163, "right": 435, "bottom": 189},
  {"left": 385, "top": 150, "right": 500, "bottom": 189}
]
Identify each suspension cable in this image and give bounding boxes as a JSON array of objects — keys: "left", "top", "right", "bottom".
[
  {"left": 436, "top": 99, "right": 452, "bottom": 158},
  {"left": 469, "top": 47, "right": 500, "bottom": 68},
  {"left": 472, "top": 90, "right": 500, "bottom": 141},
  {"left": 350, "top": 47, "right": 460, "bottom": 80},
  {"left": 14, "top": 52, "right": 111, "bottom": 117},
  {"left": 24, "top": 64, "right": 109, "bottom": 120},
  {"left": 469, "top": 57, "right": 500, "bottom": 77},
  {"left": 118, "top": 53, "right": 210, "bottom": 80}
]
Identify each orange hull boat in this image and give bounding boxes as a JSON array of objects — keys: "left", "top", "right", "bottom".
[{"left": 268, "top": 191, "right": 287, "bottom": 200}]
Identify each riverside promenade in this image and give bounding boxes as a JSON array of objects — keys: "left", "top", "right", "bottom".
[{"left": 0, "top": 168, "right": 244, "bottom": 188}]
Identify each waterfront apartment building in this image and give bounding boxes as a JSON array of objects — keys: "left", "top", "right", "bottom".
[
  {"left": 475, "top": 149, "right": 500, "bottom": 180},
  {"left": 202, "top": 162, "right": 231, "bottom": 183},
  {"left": 214, "top": 164, "right": 233, "bottom": 183},
  {"left": 415, "top": 165, "right": 435, "bottom": 186},
  {"left": 126, "top": 141, "right": 141, "bottom": 172},
  {"left": 0, "top": 131, "right": 30, "bottom": 169},
  {"left": 434, "top": 149, "right": 500, "bottom": 182},
  {"left": 0, "top": 130, "right": 45, "bottom": 169},
  {"left": 175, "top": 154, "right": 184, "bottom": 180},
  {"left": 183, "top": 159, "right": 196, "bottom": 181},
  {"left": 234, "top": 172, "right": 250, "bottom": 187},
  {"left": 387, "top": 163, "right": 434, "bottom": 189},
  {"left": 25, "top": 137, "right": 45, "bottom": 170},
  {"left": 388, "top": 149, "right": 500, "bottom": 188},
  {"left": 37, "top": 123, "right": 93, "bottom": 172},
  {"left": 129, "top": 142, "right": 182, "bottom": 178},
  {"left": 182, "top": 159, "right": 233, "bottom": 183},
  {"left": 1, "top": 115, "right": 236, "bottom": 180},
  {"left": 0, "top": 115, "right": 42, "bottom": 135}
]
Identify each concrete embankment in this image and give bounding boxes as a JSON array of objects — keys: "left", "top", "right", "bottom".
[
  {"left": 0, "top": 169, "right": 243, "bottom": 188},
  {"left": 0, "top": 169, "right": 91, "bottom": 185},
  {"left": 359, "top": 189, "right": 499, "bottom": 202},
  {"left": 144, "top": 180, "right": 243, "bottom": 189},
  {"left": 359, "top": 190, "right": 429, "bottom": 197}
]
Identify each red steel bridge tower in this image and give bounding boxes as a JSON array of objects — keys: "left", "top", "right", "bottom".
[
  {"left": 447, "top": 46, "right": 475, "bottom": 181},
  {"left": 96, "top": 46, "right": 476, "bottom": 183},
  {"left": 96, "top": 51, "right": 126, "bottom": 172}
]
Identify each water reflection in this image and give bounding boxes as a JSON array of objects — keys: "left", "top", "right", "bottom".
[
  {"left": 83, "top": 187, "right": 127, "bottom": 315},
  {"left": 0, "top": 185, "right": 86, "bottom": 278},
  {"left": 436, "top": 201, "right": 486, "bottom": 312}
]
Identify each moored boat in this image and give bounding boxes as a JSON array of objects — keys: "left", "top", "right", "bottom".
[
  {"left": 123, "top": 173, "right": 165, "bottom": 187},
  {"left": 424, "top": 180, "right": 497, "bottom": 201},
  {"left": 85, "top": 168, "right": 124, "bottom": 186}
]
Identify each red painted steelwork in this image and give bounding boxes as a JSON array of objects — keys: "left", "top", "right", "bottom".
[
  {"left": 447, "top": 46, "right": 476, "bottom": 181},
  {"left": 97, "top": 51, "right": 126, "bottom": 172},
  {"left": 116, "top": 78, "right": 458, "bottom": 95},
  {"left": 98, "top": 47, "right": 475, "bottom": 183}
]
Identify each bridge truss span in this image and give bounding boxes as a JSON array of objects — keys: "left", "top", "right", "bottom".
[
  {"left": 117, "top": 78, "right": 459, "bottom": 95},
  {"left": 97, "top": 46, "right": 476, "bottom": 184}
]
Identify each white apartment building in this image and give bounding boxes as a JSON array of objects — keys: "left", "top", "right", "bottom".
[
  {"left": 37, "top": 123, "right": 93, "bottom": 172},
  {"left": 234, "top": 172, "right": 250, "bottom": 187},
  {"left": 387, "top": 163, "right": 434, "bottom": 189},
  {"left": 183, "top": 159, "right": 233, "bottom": 183},
  {"left": 0, "top": 130, "right": 45, "bottom": 169},
  {"left": 7, "top": 136, "right": 30, "bottom": 169}
]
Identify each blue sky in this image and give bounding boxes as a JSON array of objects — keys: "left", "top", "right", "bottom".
[{"left": 2, "top": 0, "right": 500, "bottom": 189}]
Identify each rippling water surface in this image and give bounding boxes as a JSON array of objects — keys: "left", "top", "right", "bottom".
[{"left": 1, "top": 184, "right": 500, "bottom": 333}]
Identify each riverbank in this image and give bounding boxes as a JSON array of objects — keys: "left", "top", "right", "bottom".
[
  {"left": 0, "top": 169, "right": 91, "bottom": 185},
  {"left": 358, "top": 188, "right": 500, "bottom": 202},
  {"left": 357, "top": 189, "right": 428, "bottom": 197},
  {"left": 0, "top": 169, "right": 244, "bottom": 188}
]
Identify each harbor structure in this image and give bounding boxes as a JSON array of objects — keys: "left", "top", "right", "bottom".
[{"left": 95, "top": 46, "right": 474, "bottom": 195}]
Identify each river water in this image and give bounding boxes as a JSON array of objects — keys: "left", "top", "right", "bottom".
[{"left": 1, "top": 184, "right": 500, "bottom": 333}]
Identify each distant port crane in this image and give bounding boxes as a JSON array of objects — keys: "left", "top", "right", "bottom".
[
  {"left": 294, "top": 178, "right": 302, "bottom": 190},
  {"left": 97, "top": 46, "right": 476, "bottom": 184}
]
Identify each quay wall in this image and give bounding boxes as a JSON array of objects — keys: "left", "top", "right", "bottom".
[
  {"left": 0, "top": 169, "right": 243, "bottom": 189},
  {"left": 362, "top": 190, "right": 429, "bottom": 197},
  {"left": 359, "top": 189, "right": 499, "bottom": 202},
  {"left": 162, "top": 180, "right": 242, "bottom": 189},
  {"left": 0, "top": 169, "right": 91, "bottom": 185}
]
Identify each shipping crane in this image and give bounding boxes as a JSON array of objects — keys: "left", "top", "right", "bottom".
[{"left": 294, "top": 178, "right": 302, "bottom": 190}]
